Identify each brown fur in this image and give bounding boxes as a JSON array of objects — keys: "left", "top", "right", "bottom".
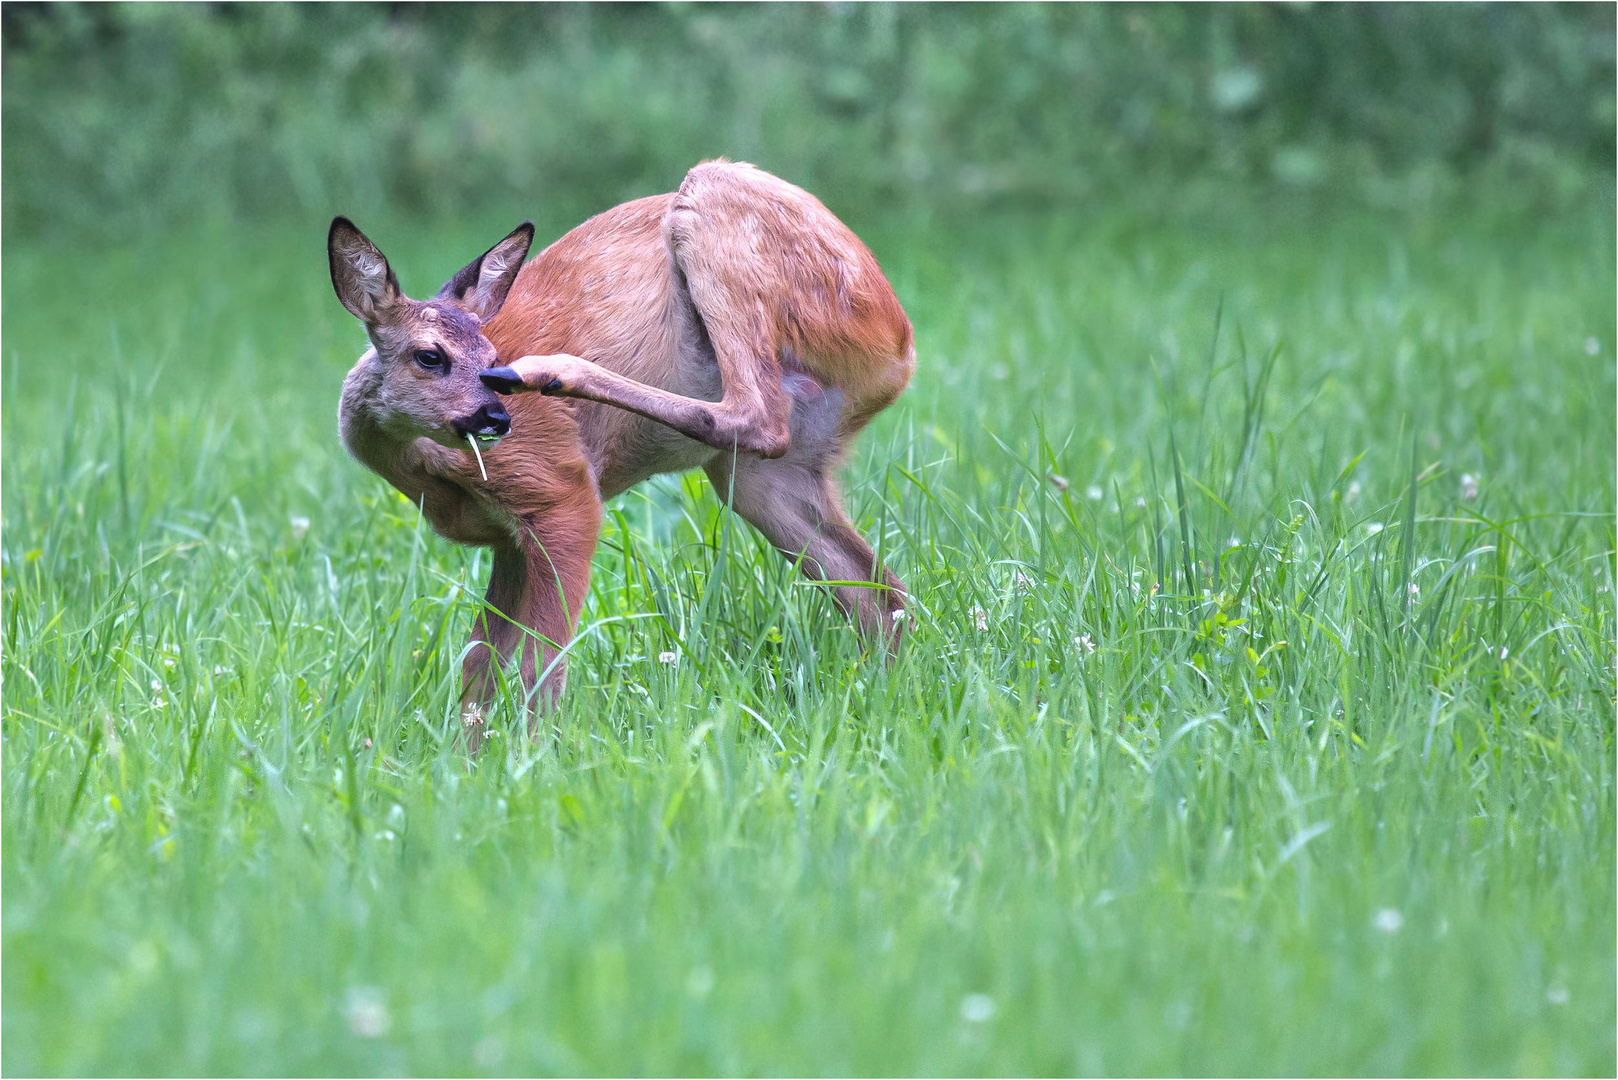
[{"left": 332, "top": 161, "right": 914, "bottom": 750}]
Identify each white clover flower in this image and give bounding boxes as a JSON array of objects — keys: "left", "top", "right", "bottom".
[
  {"left": 972, "top": 607, "right": 988, "bottom": 633},
  {"left": 343, "top": 986, "right": 391, "bottom": 1038},
  {"left": 658, "top": 650, "right": 678, "bottom": 665},
  {"left": 1408, "top": 583, "right": 1420, "bottom": 600},
  {"left": 1014, "top": 572, "right": 1031, "bottom": 593},
  {"left": 473, "top": 1037, "right": 505, "bottom": 1070},
  {"left": 150, "top": 679, "right": 162, "bottom": 691},
  {"left": 890, "top": 609, "right": 907, "bottom": 623},
  {"left": 1074, "top": 634, "right": 1095, "bottom": 654},
  {"left": 1459, "top": 473, "right": 1479, "bottom": 501},
  {"left": 960, "top": 993, "right": 995, "bottom": 1023},
  {"left": 290, "top": 515, "right": 311, "bottom": 542},
  {"left": 686, "top": 965, "right": 715, "bottom": 998},
  {"left": 127, "top": 941, "right": 159, "bottom": 973}
]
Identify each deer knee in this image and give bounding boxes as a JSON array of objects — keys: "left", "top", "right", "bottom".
[
  {"left": 715, "top": 409, "right": 791, "bottom": 458},
  {"left": 748, "top": 424, "right": 792, "bottom": 459}
]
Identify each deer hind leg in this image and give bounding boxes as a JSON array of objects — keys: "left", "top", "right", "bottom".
[
  {"left": 704, "top": 372, "right": 906, "bottom": 647},
  {"left": 460, "top": 499, "right": 600, "bottom": 753}
]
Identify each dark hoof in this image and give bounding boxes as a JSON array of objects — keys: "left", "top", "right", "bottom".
[
  {"left": 480, "top": 366, "right": 525, "bottom": 394},
  {"left": 542, "top": 378, "right": 564, "bottom": 393}
]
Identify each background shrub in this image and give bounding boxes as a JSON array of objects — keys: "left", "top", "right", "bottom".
[{"left": 4, "top": 2, "right": 1612, "bottom": 238}]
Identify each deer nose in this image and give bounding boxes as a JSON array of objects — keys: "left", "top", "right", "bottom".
[{"left": 453, "top": 402, "right": 510, "bottom": 440}]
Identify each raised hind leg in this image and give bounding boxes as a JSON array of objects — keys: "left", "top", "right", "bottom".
[{"left": 480, "top": 162, "right": 913, "bottom": 463}]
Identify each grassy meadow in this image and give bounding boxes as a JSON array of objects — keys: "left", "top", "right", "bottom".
[{"left": 3, "top": 183, "right": 1615, "bottom": 1073}]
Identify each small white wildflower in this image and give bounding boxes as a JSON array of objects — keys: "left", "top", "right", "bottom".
[
  {"left": 1226, "top": 536, "right": 1241, "bottom": 550},
  {"left": 890, "top": 609, "right": 907, "bottom": 623},
  {"left": 1584, "top": 336, "right": 1601, "bottom": 357},
  {"left": 960, "top": 993, "right": 995, "bottom": 1023},
  {"left": 461, "top": 703, "right": 485, "bottom": 731},
  {"left": 1347, "top": 481, "right": 1362, "bottom": 501},
  {"left": 1014, "top": 572, "right": 1031, "bottom": 593},
  {"left": 1074, "top": 634, "right": 1095, "bottom": 654},
  {"left": 212, "top": 665, "right": 231, "bottom": 676},
  {"left": 374, "top": 829, "right": 396, "bottom": 842},
  {"left": 686, "top": 965, "right": 715, "bottom": 998},
  {"left": 1459, "top": 473, "right": 1479, "bottom": 501},
  {"left": 1085, "top": 485, "right": 1104, "bottom": 502},
  {"left": 972, "top": 607, "right": 988, "bottom": 632},
  {"left": 658, "top": 650, "right": 678, "bottom": 665},
  {"left": 161, "top": 656, "right": 175, "bottom": 670},
  {"left": 1408, "top": 583, "right": 1420, "bottom": 600},
  {"left": 150, "top": 679, "right": 162, "bottom": 692},
  {"left": 1371, "top": 908, "right": 1404, "bottom": 933},
  {"left": 343, "top": 986, "right": 391, "bottom": 1038},
  {"left": 473, "top": 1037, "right": 505, "bottom": 1070},
  {"left": 1499, "top": 645, "right": 1509, "bottom": 660},
  {"left": 1365, "top": 522, "right": 1384, "bottom": 535},
  {"left": 1547, "top": 985, "right": 1570, "bottom": 1005},
  {"left": 1135, "top": 496, "right": 1147, "bottom": 508},
  {"left": 290, "top": 515, "right": 311, "bottom": 542},
  {"left": 128, "top": 941, "right": 159, "bottom": 974}
]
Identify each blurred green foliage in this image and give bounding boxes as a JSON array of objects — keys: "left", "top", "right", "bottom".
[{"left": 3, "top": 1, "right": 1613, "bottom": 238}]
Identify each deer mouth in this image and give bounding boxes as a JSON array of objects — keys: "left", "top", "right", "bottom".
[{"left": 450, "top": 402, "right": 511, "bottom": 444}]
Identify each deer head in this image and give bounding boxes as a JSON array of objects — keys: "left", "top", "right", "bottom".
[{"left": 329, "top": 217, "right": 534, "bottom": 448}]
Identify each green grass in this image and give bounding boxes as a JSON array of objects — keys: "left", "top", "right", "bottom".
[{"left": 4, "top": 188, "right": 1615, "bottom": 1075}]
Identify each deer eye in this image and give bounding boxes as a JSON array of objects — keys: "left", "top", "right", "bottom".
[{"left": 414, "top": 348, "right": 446, "bottom": 371}]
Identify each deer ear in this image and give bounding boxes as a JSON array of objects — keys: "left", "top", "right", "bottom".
[
  {"left": 328, "top": 217, "right": 402, "bottom": 325},
  {"left": 440, "top": 222, "right": 534, "bottom": 321}
]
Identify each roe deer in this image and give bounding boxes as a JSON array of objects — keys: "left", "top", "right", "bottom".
[{"left": 330, "top": 161, "right": 914, "bottom": 750}]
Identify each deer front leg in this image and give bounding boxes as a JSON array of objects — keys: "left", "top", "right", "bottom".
[
  {"left": 481, "top": 354, "right": 791, "bottom": 459},
  {"left": 460, "top": 499, "right": 601, "bottom": 754},
  {"left": 459, "top": 542, "right": 527, "bottom": 755}
]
